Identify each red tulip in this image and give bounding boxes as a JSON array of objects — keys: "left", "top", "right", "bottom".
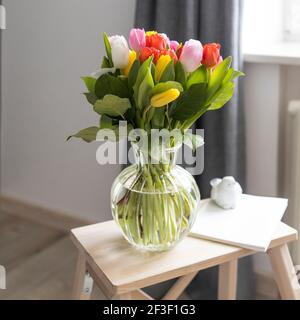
[
  {"left": 176, "top": 44, "right": 183, "bottom": 59},
  {"left": 146, "top": 33, "right": 166, "bottom": 51},
  {"left": 139, "top": 47, "right": 160, "bottom": 63},
  {"left": 160, "top": 49, "right": 178, "bottom": 63},
  {"left": 201, "top": 43, "right": 221, "bottom": 68}
]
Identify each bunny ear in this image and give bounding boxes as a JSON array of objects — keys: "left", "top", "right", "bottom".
[{"left": 210, "top": 178, "right": 221, "bottom": 187}]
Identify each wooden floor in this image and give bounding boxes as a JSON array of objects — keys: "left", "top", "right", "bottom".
[
  {"left": 0, "top": 211, "right": 269, "bottom": 300},
  {"left": 0, "top": 211, "right": 104, "bottom": 300}
]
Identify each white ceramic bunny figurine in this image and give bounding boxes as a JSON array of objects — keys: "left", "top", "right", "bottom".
[{"left": 210, "top": 176, "right": 242, "bottom": 209}]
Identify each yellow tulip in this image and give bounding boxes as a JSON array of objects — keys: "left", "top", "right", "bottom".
[
  {"left": 146, "top": 30, "right": 157, "bottom": 36},
  {"left": 122, "top": 50, "right": 137, "bottom": 76},
  {"left": 151, "top": 89, "right": 180, "bottom": 108},
  {"left": 155, "top": 55, "right": 171, "bottom": 82}
]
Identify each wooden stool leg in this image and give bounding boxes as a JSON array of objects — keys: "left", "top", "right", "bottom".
[
  {"left": 72, "top": 252, "right": 93, "bottom": 300},
  {"left": 268, "top": 244, "right": 300, "bottom": 300},
  {"left": 218, "top": 259, "right": 238, "bottom": 300},
  {"left": 114, "top": 291, "right": 151, "bottom": 300},
  {"left": 163, "top": 271, "right": 198, "bottom": 300},
  {"left": 118, "top": 292, "right": 133, "bottom": 300}
]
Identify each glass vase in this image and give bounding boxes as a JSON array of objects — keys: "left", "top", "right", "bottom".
[{"left": 111, "top": 141, "right": 200, "bottom": 251}]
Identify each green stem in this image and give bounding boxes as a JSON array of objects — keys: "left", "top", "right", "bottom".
[{"left": 115, "top": 145, "right": 198, "bottom": 249}]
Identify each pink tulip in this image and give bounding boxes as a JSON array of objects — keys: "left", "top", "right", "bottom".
[
  {"left": 160, "top": 33, "right": 171, "bottom": 47},
  {"left": 179, "top": 39, "right": 203, "bottom": 73},
  {"left": 129, "top": 28, "right": 146, "bottom": 52},
  {"left": 170, "top": 40, "right": 179, "bottom": 51}
]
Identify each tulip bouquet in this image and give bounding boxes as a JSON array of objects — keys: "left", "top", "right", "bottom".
[{"left": 69, "top": 29, "right": 244, "bottom": 251}]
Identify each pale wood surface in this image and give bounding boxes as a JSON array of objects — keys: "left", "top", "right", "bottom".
[
  {"left": 0, "top": 211, "right": 105, "bottom": 300},
  {"left": 71, "top": 220, "right": 297, "bottom": 297},
  {"left": 218, "top": 259, "right": 238, "bottom": 300},
  {"left": 162, "top": 271, "right": 198, "bottom": 300},
  {"left": 118, "top": 292, "right": 133, "bottom": 300},
  {"left": 72, "top": 252, "right": 92, "bottom": 300},
  {"left": 268, "top": 244, "right": 300, "bottom": 300},
  {"left": 130, "top": 289, "right": 154, "bottom": 300}
]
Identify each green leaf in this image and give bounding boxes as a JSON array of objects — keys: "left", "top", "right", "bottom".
[
  {"left": 187, "top": 65, "right": 207, "bottom": 88},
  {"left": 133, "top": 57, "right": 152, "bottom": 103},
  {"left": 83, "top": 92, "right": 98, "bottom": 105},
  {"left": 128, "top": 60, "right": 140, "bottom": 88},
  {"left": 151, "top": 81, "right": 183, "bottom": 96},
  {"left": 175, "top": 61, "right": 186, "bottom": 88},
  {"left": 222, "top": 68, "right": 234, "bottom": 85},
  {"left": 222, "top": 68, "right": 245, "bottom": 86},
  {"left": 124, "top": 104, "right": 136, "bottom": 122},
  {"left": 169, "top": 83, "right": 207, "bottom": 121},
  {"left": 208, "top": 81, "right": 235, "bottom": 110},
  {"left": 101, "top": 56, "right": 110, "bottom": 68},
  {"left": 137, "top": 69, "right": 154, "bottom": 110},
  {"left": 100, "top": 114, "right": 114, "bottom": 129},
  {"left": 207, "top": 56, "right": 232, "bottom": 99},
  {"left": 151, "top": 107, "right": 166, "bottom": 128},
  {"left": 95, "top": 74, "right": 130, "bottom": 99},
  {"left": 67, "top": 126, "right": 99, "bottom": 143},
  {"left": 81, "top": 76, "right": 96, "bottom": 93},
  {"left": 97, "top": 122, "right": 133, "bottom": 142},
  {"left": 160, "top": 60, "right": 175, "bottom": 82},
  {"left": 147, "top": 107, "right": 155, "bottom": 123},
  {"left": 118, "top": 75, "right": 129, "bottom": 87},
  {"left": 183, "top": 133, "right": 204, "bottom": 151},
  {"left": 103, "top": 32, "right": 113, "bottom": 67},
  {"left": 151, "top": 63, "right": 156, "bottom": 81},
  {"left": 232, "top": 70, "right": 245, "bottom": 79},
  {"left": 94, "top": 94, "right": 132, "bottom": 117}
]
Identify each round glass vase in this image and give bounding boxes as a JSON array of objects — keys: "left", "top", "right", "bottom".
[{"left": 111, "top": 141, "right": 200, "bottom": 252}]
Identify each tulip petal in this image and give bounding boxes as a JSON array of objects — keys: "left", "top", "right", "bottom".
[
  {"left": 151, "top": 88, "right": 180, "bottom": 108},
  {"left": 179, "top": 39, "right": 203, "bottom": 73},
  {"left": 122, "top": 50, "right": 137, "bottom": 76},
  {"left": 129, "top": 28, "right": 146, "bottom": 52},
  {"left": 155, "top": 55, "right": 172, "bottom": 82},
  {"left": 109, "top": 35, "right": 130, "bottom": 68}
]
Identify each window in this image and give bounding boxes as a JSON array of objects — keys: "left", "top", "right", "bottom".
[
  {"left": 284, "top": 0, "right": 300, "bottom": 41},
  {"left": 243, "top": 0, "right": 300, "bottom": 63}
]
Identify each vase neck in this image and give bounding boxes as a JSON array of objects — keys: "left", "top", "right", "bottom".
[{"left": 131, "top": 142, "right": 180, "bottom": 169}]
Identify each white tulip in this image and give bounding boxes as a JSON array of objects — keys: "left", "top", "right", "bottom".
[{"left": 109, "top": 35, "right": 130, "bottom": 69}]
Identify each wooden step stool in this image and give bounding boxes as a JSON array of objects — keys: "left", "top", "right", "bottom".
[{"left": 71, "top": 220, "right": 300, "bottom": 300}]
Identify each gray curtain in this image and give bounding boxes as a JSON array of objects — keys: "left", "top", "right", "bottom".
[{"left": 135, "top": 0, "right": 254, "bottom": 299}]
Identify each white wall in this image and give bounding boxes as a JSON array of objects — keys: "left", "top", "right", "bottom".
[
  {"left": 243, "top": 0, "right": 300, "bottom": 274},
  {"left": 244, "top": 63, "right": 281, "bottom": 197},
  {"left": 1, "top": 0, "right": 135, "bottom": 221},
  {"left": 244, "top": 62, "right": 300, "bottom": 273},
  {"left": 244, "top": 62, "right": 282, "bottom": 274}
]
